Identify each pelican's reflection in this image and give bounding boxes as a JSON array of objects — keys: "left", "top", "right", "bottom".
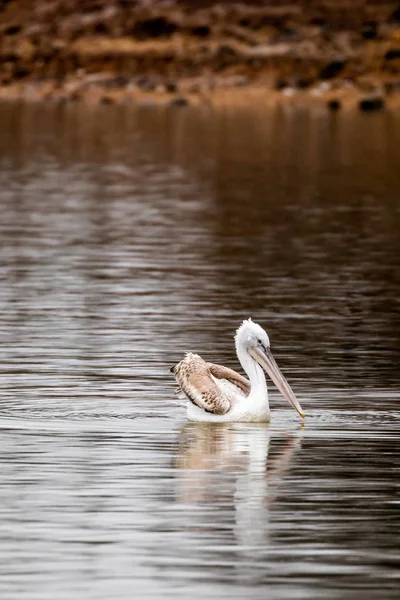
[{"left": 174, "top": 424, "right": 304, "bottom": 556}]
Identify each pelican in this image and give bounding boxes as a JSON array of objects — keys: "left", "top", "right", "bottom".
[{"left": 171, "top": 318, "right": 305, "bottom": 422}]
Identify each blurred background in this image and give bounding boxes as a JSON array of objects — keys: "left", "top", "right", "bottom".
[
  {"left": 1, "top": 0, "right": 400, "bottom": 108},
  {"left": 0, "top": 3, "right": 399, "bottom": 600}
]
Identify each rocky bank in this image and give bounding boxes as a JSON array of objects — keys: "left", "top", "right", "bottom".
[{"left": 1, "top": 0, "right": 400, "bottom": 109}]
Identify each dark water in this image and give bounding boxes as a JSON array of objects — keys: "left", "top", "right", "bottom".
[{"left": 0, "top": 102, "right": 399, "bottom": 599}]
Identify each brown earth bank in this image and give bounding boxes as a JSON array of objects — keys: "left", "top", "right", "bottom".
[{"left": 1, "top": 1, "right": 400, "bottom": 110}]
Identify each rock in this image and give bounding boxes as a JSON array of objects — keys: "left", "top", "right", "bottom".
[
  {"left": 327, "top": 99, "right": 341, "bottom": 111},
  {"left": 281, "top": 87, "right": 296, "bottom": 97},
  {"left": 103, "top": 75, "right": 130, "bottom": 89},
  {"left": 13, "top": 66, "right": 29, "bottom": 79},
  {"left": 357, "top": 77, "right": 381, "bottom": 93},
  {"left": 389, "top": 8, "right": 400, "bottom": 24},
  {"left": 384, "top": 48, "right": 400, "bottom": 61},
  {"left": 165, "top": 80, "right": 178, "bottom": 93},
  {"left": 4, "top": 24, "right": 22, "bottom": 36},
  {"left": 190, "top": 25, "right": 210, "bottom": 38},
  {"left": 170, "top": 97, "right": 189, "bottom": 107},
  {"left": 275, "top": 78, "right": 287, "bottom": 91},
  {"left": 136, "top": 76, "right": 157, "bottom": 92},
  {"left": 132, "top": 17, "right": 178, "bottom": 40},
  {"left": 15, "top": 39, "right": 35, "bottom": 61},
  {"left": 215, "top": 44, "right": 238, "bottom": 69},
  {"left": 296, "top": 78, "right": 313, "bottom": 89},
  {"left": 311, "top": 81, "right": 332, "bottom": 95},
  {"left": 385, "top": 80, "right": 400, "bottom": 94},
  {"left": 319, "top": 59, "right": 347, "bottom": 80},
  {"left": 252, "top": 44, "right": 291, "bottom": 58},
  {"left": 234, "top": 76, "right": 251, "bottom": 87},
  {"left": 359, "top": 96, "right": 385, "bottom": 111},
  {"left": 362, "top": 21, "right": 378, "bottom": 40},
  {"left": 277, "top": 76, "right": 311, "bottom": 91}
]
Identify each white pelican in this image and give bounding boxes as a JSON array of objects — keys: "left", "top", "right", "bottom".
[{"left": 171, "top": 318, "right": 305, "bottom": 422}]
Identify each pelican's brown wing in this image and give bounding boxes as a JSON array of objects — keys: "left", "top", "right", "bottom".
[
  {"left": 171, "top": 353, "right": 231, "bottom": 415},
  {"left": 207, "top": 363, "right": 250, "bottom": 396}
]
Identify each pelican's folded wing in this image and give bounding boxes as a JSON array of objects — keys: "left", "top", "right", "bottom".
[
  {"left": 207, "top": 363, "right": 250, "bottom": 396},
  {"left": 171, "top": 353, "right": 231, "bottom": 415}
]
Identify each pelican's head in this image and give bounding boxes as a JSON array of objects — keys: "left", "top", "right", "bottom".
[{"left": 235, "top": 319, "right": 305, "bottom": 419}]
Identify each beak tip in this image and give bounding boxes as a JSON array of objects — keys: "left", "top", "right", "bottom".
[{"left": 300, "top": 412, "right": 306, "bottom": 419}]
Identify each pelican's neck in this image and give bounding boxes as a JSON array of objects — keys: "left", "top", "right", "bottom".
[{"left": 236, "top": 339, "right": 268, "bottom": 402}]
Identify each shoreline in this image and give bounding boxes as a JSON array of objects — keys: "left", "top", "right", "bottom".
[
  {"left": 1, "top": 78, "right": 399, "bottom": 113},
  {"left": 1, "top": 1, "right": 400, "bottom": 111}
]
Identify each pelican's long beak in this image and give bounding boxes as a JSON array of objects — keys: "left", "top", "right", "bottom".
[{"left": 248, "top": 347, "right": 305, "bottom": 419}]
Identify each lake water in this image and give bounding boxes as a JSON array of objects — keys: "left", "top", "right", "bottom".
[{"left": 0, "top": 101, "right": 399, "bottom": 599}]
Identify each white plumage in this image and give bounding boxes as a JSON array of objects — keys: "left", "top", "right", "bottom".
[{"left": 171, "top": 319, "right": 305, "bottom": 423}]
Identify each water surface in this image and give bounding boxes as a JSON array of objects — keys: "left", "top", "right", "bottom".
[{"left": 0, "top": 102, "right": 399, "bottom": 599}]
